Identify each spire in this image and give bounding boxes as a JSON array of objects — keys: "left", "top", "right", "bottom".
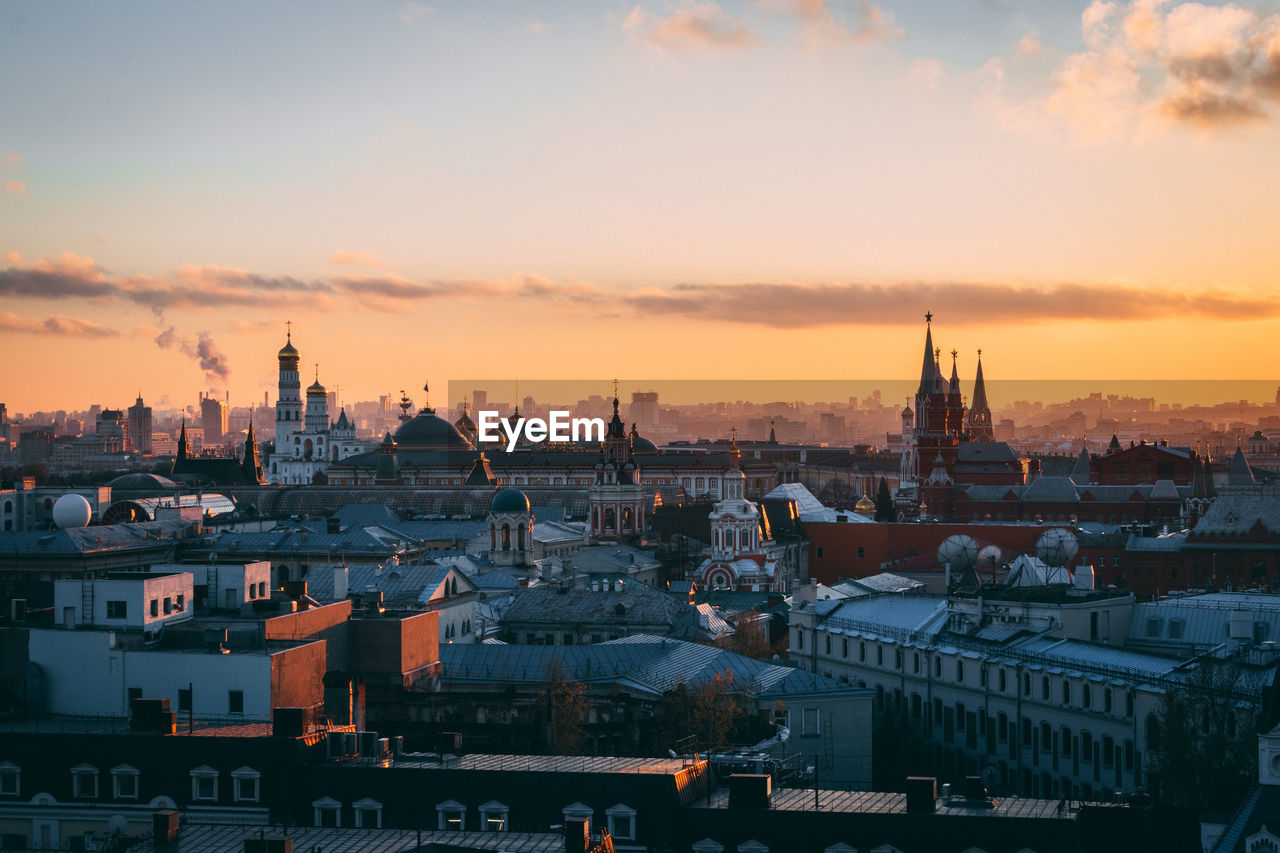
[
  {"left": 1228, "top": 446, "right": 1255, "bottom": 486},
  {"left": 1204, "top": 455, "right": 1217, "bottom": 497},
  {"left": 768, "top": 420, "right": 777, "bottom": 445},
  {"left": 729, "top": 426, "right": 741, "bottom": 468},
  {"left": 1107, "top": 434, "right": 1121, "bottom": 454},
  {"left": 948, "top": 349, "right": 960, "bottom": 396},
  {"left": 917, "top": 313, "right": 936, "bottom": 396},
  {"left": 177, "top": 419, "right": 188, "bottom": 461},
  {"left": 241, "top": 419, "right": 263, "bottom": 484},
  {"left": 1190, "top": 454, "right": 1207, "bottom": 499},
  {"left": 966, "top": 349, "right": 993, "bottom": 440},
  {"left": 1070, "top": 444, "right": 1091, "bottom": 485}
]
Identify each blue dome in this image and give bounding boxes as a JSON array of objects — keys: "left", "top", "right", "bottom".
[{"left": 491, "top": 487, "right": 530, "bottom": 513}]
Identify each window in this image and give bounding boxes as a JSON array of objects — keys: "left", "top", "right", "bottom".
[
  {"left": 1082, "top": 731, "right": 1093, "bottom": 761},
  {"left": 997, "top": 712, "right": 1008, "bottom": 742},
  {"left": 877, "top": 645, "right": 884, "bottom": 665},
  {"left": 176, "top": 594, "right": 185, "bottom": 611},
  {"left": 956, "top": 703, "right": 966, "bottom": 730},
  {"left": 934, "top": 657, "right": 941, "bottom": 677},
  {"left": 437, "top": 799, "right": 467, "bottom": 830},
  {"left": 1083, "top": 685, "right": 1092, "bottom": 708},
  {"left": 999, "top": 669, "right": 1007, "bottom": 691},
  {"left": 1041, "top": 676, "right": 1050, "bottom": 700},
  {"left": 353, "top": 798, "right": 383, "bottom": 828},
  {"left": 796, "top": 630, "right": 804, "bottom": 650},
  {"left": 857, "top": 547, "right": 865, "bottom": 558},
  {"left": 1062, "top": 682, "right": 1071, "bottom": 704},
  {"left": 1127, "top": 693, "right": 1136, "bottom": 718},
  {"left": 150, "top": 599, "right": 159, "bottom": 618},
  {"left": 1041, "top": 722, "right": 1052, "bottom": 751},
  {"left": 607, "top": 804, "right": 637, "bottom": 841},
  {"left": 190, "top": 766, "right": 218, "bottom": 801},
  {"left": 859, "top": 642, "right": 866, "bottom": 661},
  {"left": 1023, "top": 673, "right": 1031, "bottom": 696},
  {"left": 232, "top": 767, "right": 260, "bottom": 803},
  {"left": 107, "top": 600, "right": 127, "bottom": 619},
  {"left": 1104, "top": 689, "right": 1113, "bottom": 713},
  {"left": 842, "top": 638, "right": 848, "bottom": 658},
  {"left": 112, "top": 764, "right": 139, "bottom": 799},
  {"left": 480, "top": 800, "right": 509, "bottom": 832},
  {"left": 1102, "top": 735, "right": 1115, "bottom": 767},
  {"left": 72, "top": 764, "right": 99, "bottom": 799},
  {"left": 1022, "top": 717, "right": 1032, "bottom": 747},
  {"left": 0, "top": 762, "right": 19, "bottom": 797},
  {"left": 825, "top": 634, "right": 831, "bottom": 654},
  {"left": 313, "top": 796, "right": 342, "bottom": 827},
  {"left": 913, "top": 653, "right": 920, "bottom": 674},
  {"left": 228, "top": 690, "right": 244, "bottom": 715},
  {"left": 164, "top": 597, "right": 173, "bottom": 614},
  {"left": 1061, "top": 727, "right": 1072, "bottom": 756}
]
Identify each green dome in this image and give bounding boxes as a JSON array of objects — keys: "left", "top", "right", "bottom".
[{"left": 491, "top": 487, "right": 530, "bottom": 513}]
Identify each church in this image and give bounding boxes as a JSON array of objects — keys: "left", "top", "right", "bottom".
[{"left": 267, "top": 329, "right": 372, "bottom": 485}]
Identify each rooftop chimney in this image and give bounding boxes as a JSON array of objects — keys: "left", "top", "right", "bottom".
[
  {"left": 904, "top": 776, "right": 937, "bottom": 813},
  {"left": 727, "top": 773, "right": 772, "bottom": 809},
  {"left": 153, "top": 810, "right": 180, "bottom": 846},
  {"left": 564, "top": 817, "right": 589, "bottom": 853}
]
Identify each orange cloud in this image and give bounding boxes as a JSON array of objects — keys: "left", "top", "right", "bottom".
[
  {"left": 624, "top": 3, "right": 760, "bottom": 50},
  {"left": 5, "top": 180, "right": 26, "bottom": 194},
  {"left": 759, "top": 0, "right": 903, "bottom": 45},
  {"left": 995, "top": 0, "right": 1280, "bottom": 142},
  {"left": 0, "top": 311, "right": 119, "bottom": 338}
]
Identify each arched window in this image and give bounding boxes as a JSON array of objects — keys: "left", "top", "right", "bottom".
[
  {"left": 518, "top": 525, "right": 526, "bottom": 550},
  {"left": 502, "top": 524, "right": 511, "bottom": 551}
]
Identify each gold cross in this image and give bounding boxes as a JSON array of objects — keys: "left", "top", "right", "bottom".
[{"left": 286, "top": 320, "right": 292, "bottom": 339}]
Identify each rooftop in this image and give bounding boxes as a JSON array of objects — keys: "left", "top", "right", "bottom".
[{"left": 132, "top": 824, "right": 566, "bottom": 853}]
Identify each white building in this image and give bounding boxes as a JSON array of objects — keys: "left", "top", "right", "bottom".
[
  {"left": 53, "top": 573, "right": 195, "bottom": 636},
  {"left": 789, "top": 582, "right": 1277, "bottom": 803}
]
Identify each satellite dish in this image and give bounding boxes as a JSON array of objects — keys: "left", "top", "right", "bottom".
[
  {"left": 1036, "top": 529, "right": 1079, "bottom": 567},
  {"left": 937, "top": 535, "right": 978, "bottom": 571}
]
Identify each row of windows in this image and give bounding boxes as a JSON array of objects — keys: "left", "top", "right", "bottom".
[
  {"left": 0, "top": 763, "right": 258, "bottom": 803},
  {"left": 810, "top": 628, "right": 1137, "bottom": 719}
]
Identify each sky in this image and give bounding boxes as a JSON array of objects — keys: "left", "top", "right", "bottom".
[{"left": 3, "top": 0, "right": 1280, "bottom": 414}]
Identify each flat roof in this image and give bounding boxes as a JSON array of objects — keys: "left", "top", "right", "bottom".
[
  {"left": 396, "top": 753, "right": 702, "bottom": 776},
  {"left": 132, "top": 824, "right": 566, "bottom": 853},
  {"left": 0, "top": 716, "right": 349, "bottom": 739},
  {"left": 692, "top": 787, "right": 1116, "bottom": 820}
]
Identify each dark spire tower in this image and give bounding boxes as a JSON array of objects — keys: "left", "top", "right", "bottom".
[
  {"left": 910, "top": 314, "right": 964, "bottom": 512},
  {"left": 966, "top": 349, "right": 994, "bottom": 441},
  {"left": 241, "top": 420, "right": 264, "bottom": 484}
]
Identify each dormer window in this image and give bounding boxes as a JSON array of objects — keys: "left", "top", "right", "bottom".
[
  {"left": 190, "top": 766, "right": 219, "bottom": 802},
  {"left": 71, "top": 764, "right": 99, "bottom": 799},
  {"left": 0, "top": 762, "right": 19, "bottom": 797},
  {"left": 112, "top": 764, "right": 139, "bottom": 799}
]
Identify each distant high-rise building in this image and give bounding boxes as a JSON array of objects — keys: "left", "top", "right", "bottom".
[
  {"left": 201, "top": 396, "right": 228, "bottom": 444},
  {"left": 127, "top": 394, "right": 153, "bottom": 454},
  {"left": 472, "top": 390, "right": 488, "bottom": 412},
  {"left": 96, "top": 408, "right": 127, "bottom": 453},
  {"left": 631, "top": 391, "right": 659, "bottom": 427}
]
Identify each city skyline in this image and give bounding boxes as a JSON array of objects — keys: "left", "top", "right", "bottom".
[{"left": 5, "top": 0, "right": 1280, "bottom": 411}]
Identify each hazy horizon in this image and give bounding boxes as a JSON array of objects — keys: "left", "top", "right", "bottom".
[{"left": 5, "top": 1, "right": 1280, "bottom": 412}]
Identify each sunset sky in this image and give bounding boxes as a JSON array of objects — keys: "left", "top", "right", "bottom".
[{"left": 3, "top": 0, "right": 1280, "bottom": 414}]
